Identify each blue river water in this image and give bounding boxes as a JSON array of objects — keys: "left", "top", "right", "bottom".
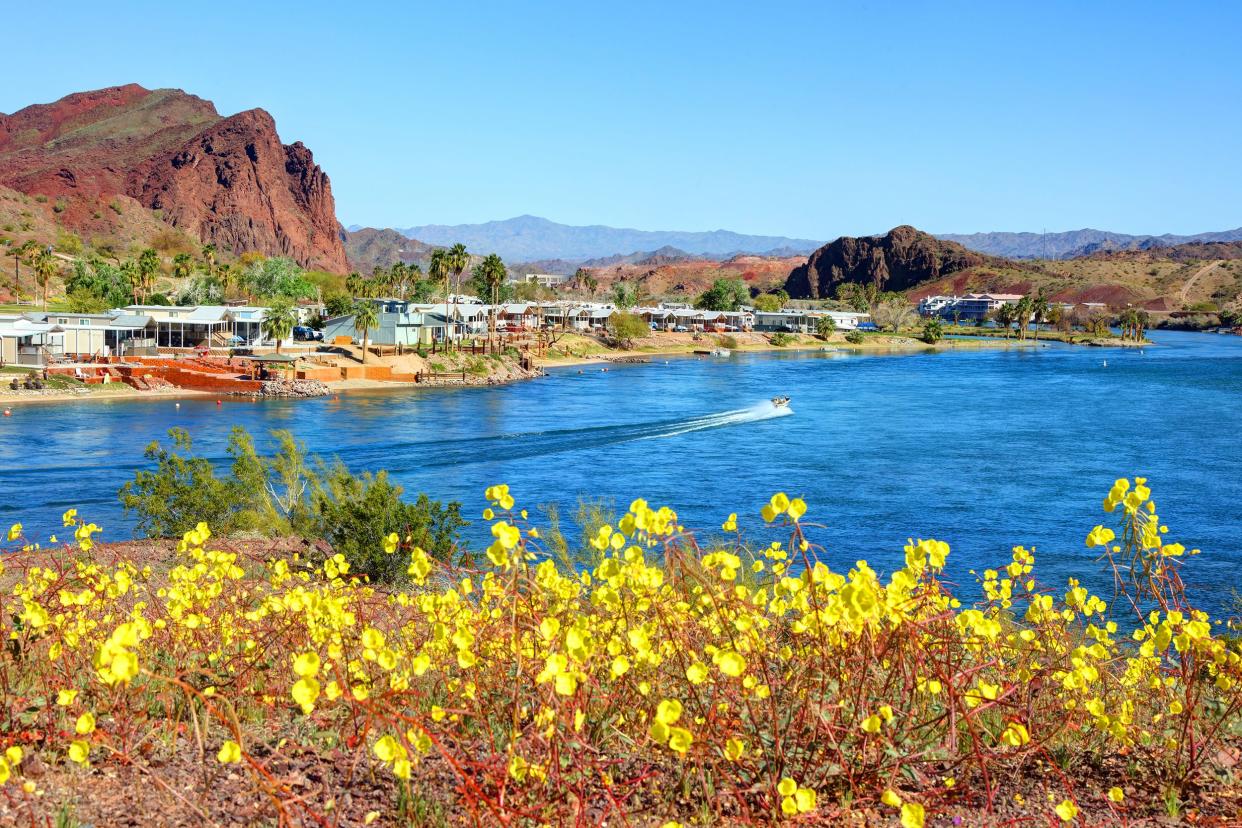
[{"left": 1, "top": 331, "right": 1240, "bottom": 608}]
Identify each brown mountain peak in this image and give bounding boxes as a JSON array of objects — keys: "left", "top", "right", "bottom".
[
  {"left": 785, "top": 226, "right": 987, "bottom": 299},
  {"left": 0, "top": 85, "right": 346, "bottom": 272}
]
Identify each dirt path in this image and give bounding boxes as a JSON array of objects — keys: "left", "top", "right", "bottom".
[{"left": 1179, "top": 260, "right": 1221, "bottom": 304}]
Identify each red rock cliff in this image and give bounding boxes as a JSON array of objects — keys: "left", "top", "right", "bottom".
[{"left": 0, "top": 85, "right": 348, "bottom": 272}]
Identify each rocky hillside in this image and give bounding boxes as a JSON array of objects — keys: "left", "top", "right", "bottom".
[
  {"left": 941, "top": 227, "right": 1242, "bottom": 260},
  {"left": 785, "top": 226, "right": 988, "bottom": 299},
  {"left": 0, "top": 85, "right": 347, "bottom": 271},
  {"left": 344, "top": 227, "right": 441, "bottom": 273},
  {"left": 581, "top": 253, "right": 801, "bottom": 300}
]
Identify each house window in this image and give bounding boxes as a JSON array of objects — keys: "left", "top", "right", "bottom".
[
  {"left": 57, "top": 318, "right": 68, "bottom": 324},
  {"left": 80, "top": 319, "right": 89, "bottom": 326}
]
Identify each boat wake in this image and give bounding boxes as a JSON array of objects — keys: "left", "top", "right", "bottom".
[{"left": 375, "top": 401, "right": 793, "bottom": 471}]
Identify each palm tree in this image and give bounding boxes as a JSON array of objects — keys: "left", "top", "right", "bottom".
[
  {"left": 121, "top": 260, "right": 141, "bottom": 304},
  {"left": 353, "top": 298, "right": 379, "bottom": 364},
  {"left": 14, "top": 240, "right": 40, "bottom": 300},
  {"left": 137, "top": 248, "right": 159, "bottom": 304},
  {"left": 477, "top": 254, "right": 508, "bottom": 342},
  {"left": 263, "top": 298, "right": 297, "bottom": 354},
  {"left": 428, "top": 249, "right": 450, "bottom": 343},
  {"left": 446, "top": 244, "right": 469, "bottom": 345},
  {"left": 172, "top": 253, "right": 193, "bottom": 281},
  {"left": 1030, "top": 291, "right": 1050, "bottom": 341},
  {"left": 201, "top": 243, "right": 217, "bottom": 277},
  {"left": 217, "top": 263, "right": 235, "bottom": 300},
  {"left": 32, "top": 248, "right": 59, "bottom": 311},
  {"left": 1014, "top": 296, "right": 1034, "bottom": 340},
  {"left": 995, "top": 303, "right": 1016, "bottom": 338},
  {"left": 404, "top": 263, "right": 423, "bottom": 301}
]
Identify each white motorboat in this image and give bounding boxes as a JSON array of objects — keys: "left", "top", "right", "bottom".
[{"left": 771, "top": 396, "right": 791, "bottom": 408}]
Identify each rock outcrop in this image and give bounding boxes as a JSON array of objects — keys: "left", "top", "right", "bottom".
[
  {"left": 785, "top": 225, "right": 986, "bottom": 299},
  {"left": 0, "top": 85, "right": 347, "bottom": 272}
]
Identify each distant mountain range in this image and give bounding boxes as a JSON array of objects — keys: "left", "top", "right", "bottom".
[
  {"left": 390, "top": 215, "right": 822, "bottom": 262},
  {"left": 938, "top": 227, "right": 1242, "bottom": 260}
]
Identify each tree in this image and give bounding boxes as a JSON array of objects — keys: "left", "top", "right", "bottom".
[
  {"left": 263, "top": 298, "right": 297, "bottom": 354},
  {"left": 137, "top": 248, "right": 160, "bottom": 304},
  {"left": 612, "top": 281, "right": 639, "bottom": 309},
  {"left": 201, "top": 243, "right": 217, "bottom": 277},
  {"left": 871, "top": 296, "right": 914, "bottom": 332},
  {"left": 1030, "top": 290, "right": 1050, "bottom": 341},
  {"left": 921, "top": 318, "right": 944, "bottom": 344},
  {"left": 695, "top": 278, "right": 749, "bottom": 311},
  {"left": 353, "top": 298, "right": 379, "bottom": 364},
  {"left": 837, "top": 283, "right": 869, "bottom": 313},
  {"left": 474, "top": 254, "right": 508, "bottom": 341},
  {"left": 428, "top": 249, "right": 450, "bottom": 341},
  {"left": 585, "top": 273, "right": 599, "bottom": 297},
  {"left": 217, "top": 263, "right": 235, "bottom": 300},
  {"left": 172, "top": 252, "right": 193, "bottom": 281},
  {"left": 1014, "top": 296, "right": 1034, "bottom": 340},
  {"left": 14, "top": 240, "right": 40, "bottom": 300},
  {"left": 446, "top": 244, "right": 469, "bottom": 344},
  {"left": 995, "top": 303, "right": 1017, "bottom": 338},
  {"left": 815, "top": 315, "right": 837, "bottom": 338},
  {"left": 324, "top": 292, "right": 353, "bottom": 318},
  {"left": 32, "top": 247, "right": 59, "bottom": 311},
  {"left": 121, "top": 260, "right": 141, "bottom": 304},
  {"left": 607, "top": 311, "right": 648, "bottom": 348},
  {"left": 752, "top": 293, "right": 784, "bottom": 313}
]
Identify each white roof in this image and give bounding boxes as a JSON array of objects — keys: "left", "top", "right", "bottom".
[{"left": 0, "top": 318, "right": 62, "bottom": 337}]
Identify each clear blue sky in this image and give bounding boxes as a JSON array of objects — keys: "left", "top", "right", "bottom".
[{"left": 4, "top": 0, "right": 1240, "bottom": 239}]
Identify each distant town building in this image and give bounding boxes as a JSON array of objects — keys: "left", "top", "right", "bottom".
[
  {"left": 918, "top": 293, "right": 1024, "bottom": 322},
  {"left": 518, "top": 273, "right": 572, "bottom": 288}
]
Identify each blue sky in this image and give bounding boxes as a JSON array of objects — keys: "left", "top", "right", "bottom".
[{"left": 4, "top": 1, "right": 1240, "bottom": 239}]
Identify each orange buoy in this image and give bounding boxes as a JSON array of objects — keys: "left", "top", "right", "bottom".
[
  {"left": 3, "top": 409, "right": 10, "bottom": 417},
  {"left": 216, "top": 399, "right": 223, "bottom": 406}
]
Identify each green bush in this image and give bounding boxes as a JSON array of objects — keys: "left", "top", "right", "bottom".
[
  {"left": 309, "top": 465, "right": 466, "bottom": 583},
  {"left": 608, "top": 311, "right": 649, "bottom": 347},
  {"left": 845, "top": 329, "right": 865, "bottom": 344},
  {"left": 769, "top": 332, "right": 795, "bottom": 346},
  {"left": 119, "top": 427, "right": 466, "bottom": 583},
  {"left": 921, "top": 318, "right": 944, "bottom": 344},
  {"left": 815, "top": 316, "right": 837, "bottom": 338},
  {"left": 718, "top": 334, "right": 739, "bottom": 350}
]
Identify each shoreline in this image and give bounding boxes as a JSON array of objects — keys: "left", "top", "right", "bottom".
[
  {"left": 0, "top": 331, "right": 1145, "bottom": 406},
  {"left": 538, "top": 331, "right": 1043, "bottom": 368}
]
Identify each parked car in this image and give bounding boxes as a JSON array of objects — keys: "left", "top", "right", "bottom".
[
  {"left": 673, "top": 325, "right": 688, "bottom": 332},
  {"left": 293, "top": 326, "right": 323, "bottom": 341}
]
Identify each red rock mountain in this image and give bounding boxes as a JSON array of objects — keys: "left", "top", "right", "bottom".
[
  {"left": 0, "top": 84, "right": 347, "bottom": 271},
  {"left": 785, "top": 225, "right": 987, "bottom": 299}
]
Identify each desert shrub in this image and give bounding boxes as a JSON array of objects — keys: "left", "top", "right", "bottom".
[
  {"left": 150, "top": 228, "right": 195, "bottom": 256},
  {"left": 308, "top": 465, "right": 465, "bottom": 582},
  {"left": 718, "top": 334, "right": 739, "bottom": 349},
  {"left": 119, "top": 427, "right": 464, "bottom": 581},
  {"left": 607, "top": 311, "right": 648, "bottom": 347},
  {"left": 845, "top": 329, "right": 865, "bottom": 344},
  {"left": 769, "top": 331, "right": 795, "bottom": 346},
  {"left": 55, "top": 231, "right": 83, "bottom": 255},
  {"left": 52, "top": 198, "right": 67, "bottom": 214}
]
